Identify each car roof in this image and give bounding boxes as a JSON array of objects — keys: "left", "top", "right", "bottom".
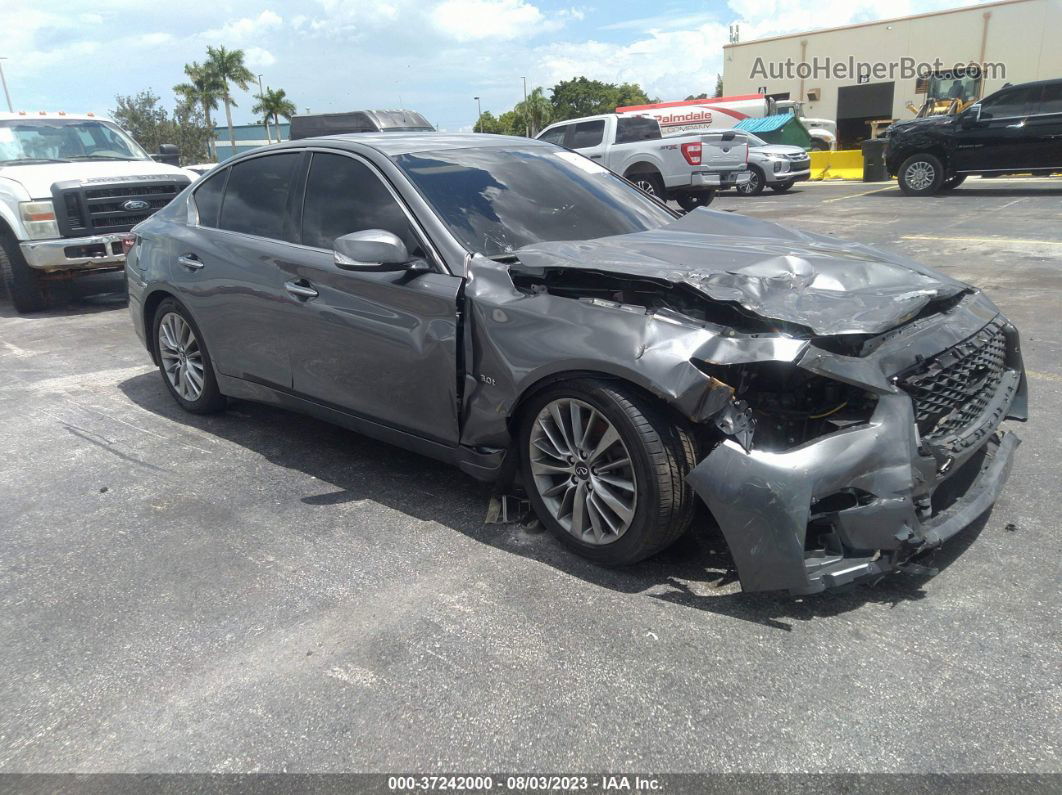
[{"left": 266, "top": 131, "right": 553, "bottom": 157}]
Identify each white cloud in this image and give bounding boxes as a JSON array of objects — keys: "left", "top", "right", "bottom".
[
  {"left": 202, "top": 10, "right": 283, "bottom": 43},
  {"left": 431, "top": 0, "right": 549, "bottom": 41},
  {"left": 244, "top": 47, "right": 277, "bottom": 69}
]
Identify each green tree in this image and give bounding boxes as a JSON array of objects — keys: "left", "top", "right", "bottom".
[
  {"left": 173, "top": 61, "right": 223, "bottom": 159},
  {"left": 496, "top": 110, "right": 525, "bottom": 137},
  {"left": 514, "top": 86, "right": 552, "bottom": 136},
  {"left": 548, "top": 77, "right": 651, "bottom": 120},
  {"left": 206, "top": 45, "right": 255, "bottom": 155},
  {"left": 715, "top": 73, "right": 724, "bottom": 98},
  {"left": 111, "top": 90, "right": 211, "bottom": 165},
  {"left": 252, "top": 87, "right": 296, "bottom": 142},
  {"left": 474, "top": 111, "right": 505, "bottom": 134},
  {"left": 685, "top": 93, "right": 709, "bottom": 101}
]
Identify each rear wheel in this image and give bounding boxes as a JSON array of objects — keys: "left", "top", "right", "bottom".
[
  {"left": 520, "top": 379, "right": 696, "bottom": 565},
  {"left": 676, "top": 191, "right": 714, "bottom": 211},
  {"left": 898, "top": 153, "right": 945, "bottom": 196},
  {"left": 941, "top": 174, "right": 967, "bottom": 190},
  {"left": 770, "top": 179, "right": 796, "bottom": 193},
  {"left": 0, "top": 233, "right": 48, "bottom": 313},
  {"left": 626, "top": 170, "right": 665, "bottom": 201},
  {"left": 152, "top": 298, "right": 226, "bottom": 414},
  {"left": 737, "top": 165, "right": 765, "bottom": 195}
]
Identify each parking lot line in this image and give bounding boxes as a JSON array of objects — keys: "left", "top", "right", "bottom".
[
  {"left": 819, "top": 184, "right": 897, "bottom": 203},
  {"left": 901, "top": 235, "right": 1062, "bottom": 246}
]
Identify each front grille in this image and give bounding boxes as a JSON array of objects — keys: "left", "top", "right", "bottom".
[
  {"left": 899, "top": 319, "right": 1008, "bottom": 449},
  {"left": 52, "top": 176, "right": 189, "bottom": 238}
]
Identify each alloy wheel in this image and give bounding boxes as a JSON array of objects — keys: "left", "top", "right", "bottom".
[
  {"left": 158, "top": 312, "right": 205, "bottom": 402},
  {"left": 528, "top": 398, "right": 638, "bottom": 545},
  {"left": 905, "top": 160, "right": 936, "bottom": 191},
  {"left": 634, "top": 178, "right": 657, "bottom": 195},
  {"left": 738, "top": 170, "right": 760, "bottom": 194}
]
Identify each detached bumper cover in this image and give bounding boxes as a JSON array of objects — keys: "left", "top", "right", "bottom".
[
  {"left": 686, "top": 299, "right": 1027, "bottom": 595},
  {"left": 21, "top": 234, "right": 130, "bottom": 271}
]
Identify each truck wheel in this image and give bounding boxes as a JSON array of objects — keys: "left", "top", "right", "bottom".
[
  {"left": 152, "top": 298, "right": 227, "bottom": 414},
  {"left": 676, "top": 192, "right": 714, "bottom": 211},
  {"left": 520, "top": 378, "right": 696, "bottom": 565},
  {"left": 0, "top": 233, "right": 48, "bottom": 313},
  {"left": 811, "top": 140, "right": 830, "bottom": 152},
  {"left": 737, "top": 165, "right": 765, "bottom": 195},
  {"left": 898, "top": 153, "right": 945, "bottom": 195},
  {"left": 626, "top": 171, "right": 665, "bottom": 201},
  {"left": 770, "top": 179, "right": 796, "bottom": 193},
  {"left": 941, "top": 174, "right": 967, "bottom": 190}
]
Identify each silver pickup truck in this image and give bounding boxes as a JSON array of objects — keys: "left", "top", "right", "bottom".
[{"left": 536, "top": 114, "right": 750, "bottom": 210}]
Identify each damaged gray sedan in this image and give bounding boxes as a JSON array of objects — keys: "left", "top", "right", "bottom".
[{"left": 127, "top": 133, "right": 1027, "bottom": 595}]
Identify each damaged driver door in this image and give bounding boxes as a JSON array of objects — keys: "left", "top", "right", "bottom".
[{"left": 282, "top": 151, "right": 463, "bottom": 446}]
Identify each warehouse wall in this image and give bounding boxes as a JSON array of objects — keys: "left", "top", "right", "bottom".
[{"left": 723, "top": 0, "right": 1062, "bottom": 131}]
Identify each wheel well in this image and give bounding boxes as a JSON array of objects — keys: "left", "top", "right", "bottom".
[
  {"left": 142, "top": 289, "right": 177, "bottom": 363},
  {"left": 623, "top": 162, "right": 661, "bottom": 180},
  {"left": 901, "top": 147, "right": 949, "bottom": 169}
]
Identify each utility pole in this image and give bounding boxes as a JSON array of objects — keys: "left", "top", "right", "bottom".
[
  {"left": 0, "top": 58, "right": 12, "bottom": 112},
  {"left": 474, "top": 96, "right": 481, "bottom": 132},
  {"left": 521, "top": 76, "right": 529, "bottom": 137},
  {"left": 257, "top": 74, "right": 271, "bottom": 143}
]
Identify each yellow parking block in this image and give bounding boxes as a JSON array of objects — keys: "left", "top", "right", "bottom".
[{"left": 810, "top": 150, "right": 865, "bottom": 181}]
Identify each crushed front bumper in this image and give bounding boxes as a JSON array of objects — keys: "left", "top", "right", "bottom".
[
  {"left": 687, "top": 298, "right": 1027, "bottom": 595},
  {"left": 21, "top": 234, "right": 130, "bottom": 272}
]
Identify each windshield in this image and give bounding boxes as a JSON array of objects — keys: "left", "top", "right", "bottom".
[
  {"left": 393, "top": 145, "right": 676, "bottom": 256},
  {"left": 0, "top": 118, "right": 150, "bottom": 164}
]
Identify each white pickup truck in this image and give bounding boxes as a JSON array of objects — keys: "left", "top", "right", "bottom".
[
  {"left": 536, "top": 114, "right": 750, "bottom": 210},
  {"left": 0, "top": 112, "right": 197, "bottom": 313}
]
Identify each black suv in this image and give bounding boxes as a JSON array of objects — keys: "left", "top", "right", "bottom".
[{"left": 886, "top": 78, "right": 1062, "bottom": 195}]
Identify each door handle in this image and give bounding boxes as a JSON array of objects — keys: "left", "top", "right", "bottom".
[
  {"left": 177, "top": 254, "right": 204, "bottom": 270},
  {"left": 285, "top": 280, "right": 318, "bottom": 300},
  {"left": 589, "top": 154, "right": 603, "bottom": 159}
]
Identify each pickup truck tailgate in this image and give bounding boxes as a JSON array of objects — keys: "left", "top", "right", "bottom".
[{"left": 698, "top": 131, "right": 748, "bottom": 169}]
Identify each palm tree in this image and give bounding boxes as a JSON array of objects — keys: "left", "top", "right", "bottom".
[
  {"left": 173, "top": 61, "right": 223, "bottom": 159},
  {"left": 514, "top": 87, "right": 552, "bottom": 137},
  {"left": 252, "top": 87, "right": 296, "bottom": 143},
  {"left": 205, "top": 45, "right": 255, "bottom": 155}
]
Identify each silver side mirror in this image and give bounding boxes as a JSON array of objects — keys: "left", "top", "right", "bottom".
[{"left": 334, "top": 229, "right": 422, "bottom": 271}]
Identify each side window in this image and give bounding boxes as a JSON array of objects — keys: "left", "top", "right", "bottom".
[
  {"left": 538, "top": 125, "right": 568, "bottom": 145},
  {"left": 300, "top": 152, "right": 424, "bottom": 257},
  {"left": 616, "top": 116, "right": 660, "bottom": 144},
  {"left": 1037, "top": 83, "right": 1062, "bottom": 115},
  {"left": 569, "top": 120, "right": 605, "bottom": 149},
  {"left": 193, "top": 169, "right": 228, "bottom": 228},
  {"left": 981, "top": 86, "right": 1038, "bottom": 118},
  {"left": 218, "top": 152, "right": 299, "bottom": 239}
]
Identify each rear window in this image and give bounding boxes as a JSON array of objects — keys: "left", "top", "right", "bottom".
[
  {"left": 218, "top": 153, "right": 299, "bottom": 239},
  {"left": 192, "top": 169, "right": 227, "bottom": 228},
  {"left": 616, "top": 116, "right": 660, "bottom": 144},
  {"left": 569, "top": 120, "right": 605, "bottom": 149},
  {"left": 1038, "top": 82, "right": 1062, "bottom": 115}
]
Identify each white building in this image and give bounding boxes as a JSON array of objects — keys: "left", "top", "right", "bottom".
[{"left": 722, "top": 0, "right": 1062, "bottom": 147}]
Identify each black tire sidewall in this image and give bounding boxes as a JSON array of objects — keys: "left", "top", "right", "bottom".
[
  {"left": 899, "top": 153, "right": 945, "bottom": 195},
  {"left": 519, "top": 380, "right": 670, "bottom": 565},
  {"left": 771, "top": 180, "right": 795, "bottom": 192},
  {"left": 151, "top": 298, "right": 225, "bottom": 413},
  {"left": 676, "top": 191, "right": 714, "bottom": 211},
  {"left": 738, "top": 165, "right": 765, "bottom": 195},
  {"left": 0, "top": 233, "right": 47, "bottom": 313},
  {"left": 627, "top": 171, "right": 665, "bottom": 201}
]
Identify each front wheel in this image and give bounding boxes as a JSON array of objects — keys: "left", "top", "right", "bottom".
[
  {"left": 676, "top": 191, "right": 714, "bottom": 211},
  {"left": 0, "top": 234, "right": 48, "bottom": 313},
  {"left": 941, "top": 174, "right": 967, "bottom": 190},
  {"left": 770, "top": 179, "right": 795, "bottom": 193},
  {"left": 152, "top": 298, "right": 227, "bottom": 414},
  {"left": 736, "top": 166, "right": 765, "bottom": 195},
  {"left": 626, "top": 171, "right": 665, "bottom": 201},
  {"left": 520, "top": 379, "right": 696, "bottom": 565},
  {"left": 898, "top": 153, "right": 945, "bottom": 195}
]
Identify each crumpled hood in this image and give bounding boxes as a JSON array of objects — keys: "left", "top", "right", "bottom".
[
  {"left": 0, "top": 160, "right": 197, "bottom": 199},
  {"left": 513, "top": 208, "right": 969, "bottom": 336}
]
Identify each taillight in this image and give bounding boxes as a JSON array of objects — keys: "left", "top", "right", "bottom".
[{"left": 681, "top": 142, "right": 702, "bottom": 165}]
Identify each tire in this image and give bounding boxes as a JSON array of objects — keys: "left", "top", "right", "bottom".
[
  {"left": 0, "top": 233, "right": 48, "bottom": 313},
  {"left": 941, "top": 174, "right": 967, "bottom": 190},
  {"left": 736, "top": 165, "right": 765, "bottom": 195},
  {"left": 626, "top": 171, "right": 665, "bottom": 201},
  {"left": 676, "top": 191, "right": 714, "bottom": 211},
  {"left": 520, "top": 378, "right": 697, "bottom": 566},
  {"left": 898, "top": 153, "right": 945, "bottom": 196},
  {"left": 770, "top": 179, "right": 795, "bottom": 193},
  {"left": 810, "top": 140, "right": 830, "bottom": 152},
  {"left": 151, "top": 298, "right": 226, "bottom": 414}
]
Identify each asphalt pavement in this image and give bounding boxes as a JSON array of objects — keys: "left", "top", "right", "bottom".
[{"left": 1, "top": 177, "right": 1059, "bottom": 773}]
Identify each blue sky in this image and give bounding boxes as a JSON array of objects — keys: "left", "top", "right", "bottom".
[{"left": 2, "top": 0, "right": 986, "bottom": 132}]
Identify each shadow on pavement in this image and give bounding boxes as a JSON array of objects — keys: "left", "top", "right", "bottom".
[
  {"left": 0, "top": 270, "right": 127, "bottom": 319},
  {"left": 118, "top": 370, "right": 990, "bottom": 631}
]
